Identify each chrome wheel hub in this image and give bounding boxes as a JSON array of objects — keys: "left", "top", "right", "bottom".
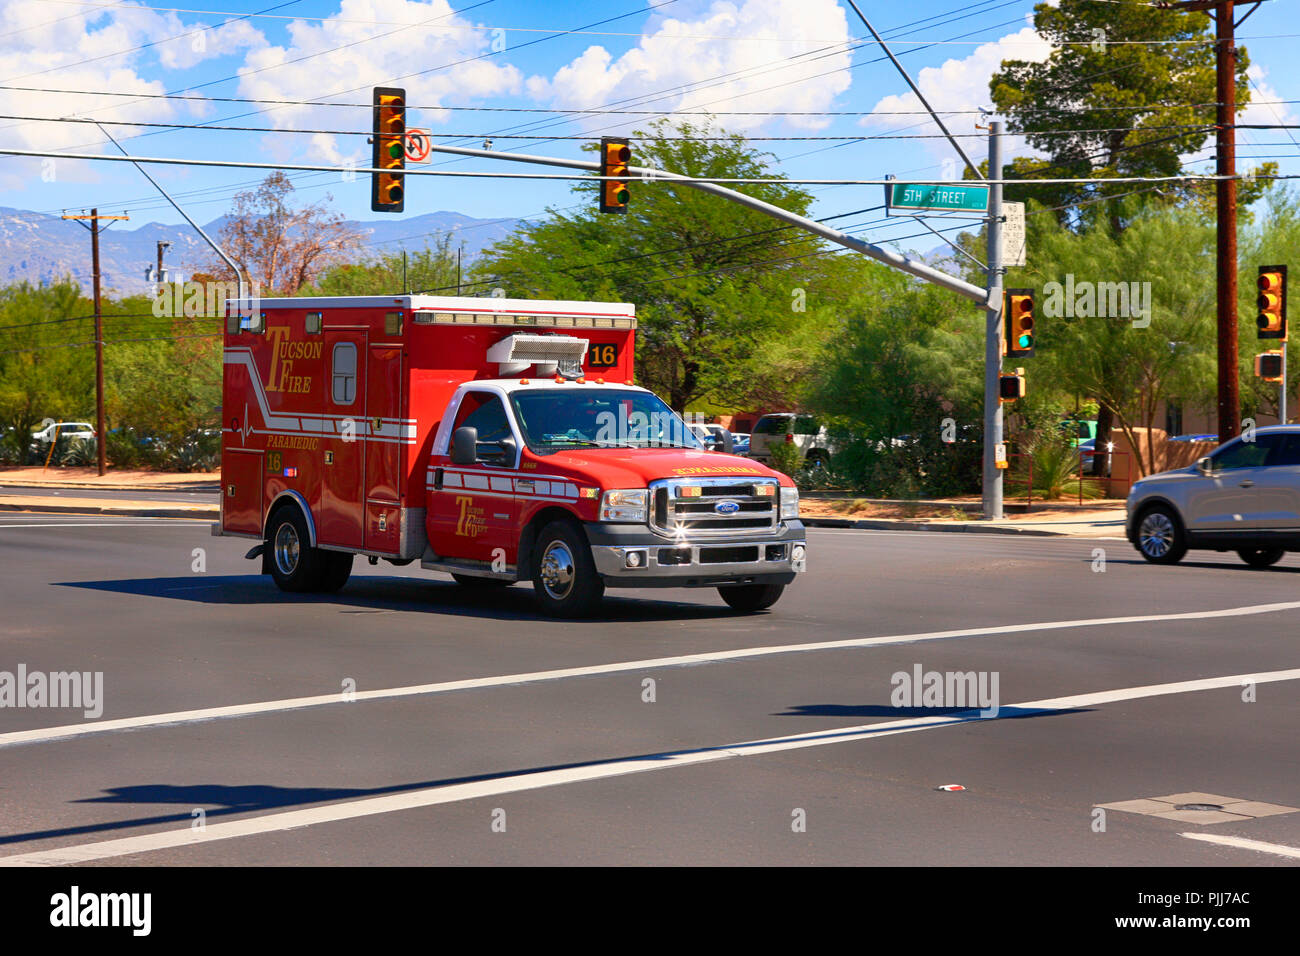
[
  {"left": 274, "top": 521, "right": 300, "bottom": 575},
  {"left": 539, "top": 541, "right": 575, "bottom": 599},
  {"left": 1139, "top": 512, "right": 1173, "bottom": 557}
]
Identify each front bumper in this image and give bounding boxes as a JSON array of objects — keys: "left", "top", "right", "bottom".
[{"left": 585, "top": 520, "right": 806, "bottom": 588}]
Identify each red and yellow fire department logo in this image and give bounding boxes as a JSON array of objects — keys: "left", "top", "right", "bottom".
[{"left": 455, "top": 496, "right": 486, "bottom": 538}]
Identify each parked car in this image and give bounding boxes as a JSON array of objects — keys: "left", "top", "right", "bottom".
[
  {"left": 730, "top": 432, "right": 751, "bottom": 456},
  {"left": 31, "top": 421, "right": 96, "bottom": 443},
  {"left": 748, "top": 413, "right": 835, "bottom": 466},
  {"left": 1127, "top": 425, "right": 1300, "bottom": 566},
  {"left": 686, "top": 422, "right": 734, "bottom": 452}
]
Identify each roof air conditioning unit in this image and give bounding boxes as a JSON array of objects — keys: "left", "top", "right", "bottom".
[{"left": 487, "top": 332, "right": 589, "bottom": 376}]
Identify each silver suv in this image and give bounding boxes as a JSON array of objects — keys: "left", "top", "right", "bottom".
[
  {"left": 748, "top": 413, "right": 834, "bottom": 466},
  {"left": 1127, "top": 425, "right": 1300, "bottom": 566}
]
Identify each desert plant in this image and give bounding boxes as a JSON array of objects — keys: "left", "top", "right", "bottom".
[
  {"left": 768, "top": 440, "right": 803, "bottom": 478},
  {"left": 1018, "top": 432, "right": 1105, "bottom": 500}
]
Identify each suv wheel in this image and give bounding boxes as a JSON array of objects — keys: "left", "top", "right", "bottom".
[
  {"left": 1136, "top": 505, "right": 1187, "bottom": 564},
  {"left": 1237, "top": 547, "right": 1284, "bottom": 568}
]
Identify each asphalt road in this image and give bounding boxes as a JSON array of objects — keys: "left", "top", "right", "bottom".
[{"left": 0, "top": 515, "right": 1296, "bottom": 866}]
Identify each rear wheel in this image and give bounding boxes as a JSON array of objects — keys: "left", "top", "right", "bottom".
[
  {"left": 531, "top": 520, "right": 604, "bottom": 617},
  {"left": 717, "top": 583, "right": 785, "bottom": 612},
  {"left": 1135, "top": 505, "right": 1187, "bottom": 565},
  {"left": 1237, "top": 547, "right": 1284, "bottom": 568},
  {"left": 266, "top": 505, "right": 348, "bottom": 592}
]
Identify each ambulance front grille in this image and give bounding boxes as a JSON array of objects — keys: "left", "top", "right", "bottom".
[{"left": 649, "top": 477, "right": 779, "bottom": 537}]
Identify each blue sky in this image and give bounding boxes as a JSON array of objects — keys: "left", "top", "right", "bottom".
[{"left": 1, "top": 0, "right": 1296, "bottom": 258}]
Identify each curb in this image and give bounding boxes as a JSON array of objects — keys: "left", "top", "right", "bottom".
[
  {"left": 801, "top": 516, "right": 1064, "bottom": 536},
  {"left": 0, "top": 502, "right": 219, "bottom": 520}
]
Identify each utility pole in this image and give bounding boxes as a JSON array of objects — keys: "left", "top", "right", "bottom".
[
  {"left": 983, "top": 122, "right": 1005, "bottom": 520},
  {"left": 62, "top": 207, "right": 128, "bottom": 476},
  {"left": 1160, "top": 0, "right": 1263, "bottom": 442},
  {"left": 156, "top": 240, "right": 170, "bottom": 296}
]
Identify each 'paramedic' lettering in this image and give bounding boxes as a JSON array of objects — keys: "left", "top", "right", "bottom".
[
  {"left": 267, "top": 435, "right": 320, "bottom": 450},
  {"left": 266, "top": 326, "right": 322, "bottom": 393}
]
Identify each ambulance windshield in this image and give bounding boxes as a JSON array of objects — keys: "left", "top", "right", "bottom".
[{"left": 510, "top": 389, "right": 703, "bottom": 453}]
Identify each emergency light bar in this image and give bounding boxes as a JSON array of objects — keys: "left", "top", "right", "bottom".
[
  {"left": 412, "top": 311, "right": 636, "bottom": 330},
  {"left": 486, "top": 332, "right": 590, "bottom": 376}
]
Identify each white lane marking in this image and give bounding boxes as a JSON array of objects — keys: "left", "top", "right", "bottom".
[
  {"left": 4, "top": 668, "right": 1297, "bottom": 867},
  {"left": 6, "top": 598, "right": 1300, "bottom": 750},
  {"left": 1180, "top": 833, "right": 1300, "bottom": 860}
]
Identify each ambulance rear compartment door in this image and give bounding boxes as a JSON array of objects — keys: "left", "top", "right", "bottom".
[
  {"left": 364, "top": 344, "right": 404, "bottom": 554},
  {"left": 318, "top": 330, "right": 367, "bottom": 549}
]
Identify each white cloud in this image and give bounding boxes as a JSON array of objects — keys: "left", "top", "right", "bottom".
[
  {"left": 0, "top": 0, "right": 265, "bottom": 186},
  {"left": 864, "top": 27, "right": 1052, "bottom": 170},
  {"left": 526, "top": 0, "right": 854, "bottom": 133},
  {"left": 236, "top": 0, "right": 523, "bottom": 166}
]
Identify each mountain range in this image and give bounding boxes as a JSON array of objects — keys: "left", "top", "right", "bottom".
[{"left": 0, "top": 207, "right": 521, "bottom": 297}]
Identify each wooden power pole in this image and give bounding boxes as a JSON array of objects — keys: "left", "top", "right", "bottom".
[
  {"left": 1160, "top": 0, "right": 1263, "bottom": 442},
  {"left": 62, "top": 208, "right": 129, "bottom": 476}
]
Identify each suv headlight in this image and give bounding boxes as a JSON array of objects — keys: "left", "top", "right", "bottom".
[
  {"left": 599, "top": 489, "right": 648, "bottom": 522},
  {"left": 779, "top": 486, "right": 799, "bottom": 521}
]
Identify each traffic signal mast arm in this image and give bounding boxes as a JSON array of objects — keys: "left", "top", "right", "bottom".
[{"left": 411, "top": 140, "right": 990, "bottom": 307}]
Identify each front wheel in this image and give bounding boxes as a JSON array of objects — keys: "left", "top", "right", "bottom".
[
  {"left": 717, "top": 583, "right": 785, "bottom": 612},
  {"left": 1135, "top": 505, "right": 1187, "bottom": 564},
  {"left": 531, "top": 521, "right": 604, "bottom": 617},
  {"left": 1237, "top": 547, "right": 1284, "bottom": 568}
]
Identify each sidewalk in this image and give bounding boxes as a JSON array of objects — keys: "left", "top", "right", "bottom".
[
  {"left": 0, "top": 494, "right": 219, "bottom": 519},
  {"left": 802, "top": 508, "right": 1128, "bottom": 538},
  {"left": 0, "top": 466, "right": 219, "bottom": 492}
]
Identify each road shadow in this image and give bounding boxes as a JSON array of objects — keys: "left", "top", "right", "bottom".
[
  {"left": 53, "top": 574, "right": 747, "bottom": 623},
  {"left": 1101, "top": 557, "right": 1300, "bottom": 573},
  {"left": 0, "top": 707, "right": 1092, "bottom": 850},
  {"left": 775, "top": 703, "right": 1090, "bottom": 719}
]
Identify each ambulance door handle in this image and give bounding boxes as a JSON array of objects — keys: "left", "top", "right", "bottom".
[{"left": 434, "top": 467, "right": 444, "bottom": 490}]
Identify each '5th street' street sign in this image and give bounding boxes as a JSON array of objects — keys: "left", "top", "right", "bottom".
[{"left": 885, "top": 181, "right": 990, "bottom": 217}]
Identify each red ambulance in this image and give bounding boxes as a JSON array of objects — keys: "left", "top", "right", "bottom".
[{"left": 214, "top": 294, "right": 807, "bottom": 616}]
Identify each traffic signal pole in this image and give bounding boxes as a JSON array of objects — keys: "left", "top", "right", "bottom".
[{"left": 983, "top": 122, "right": 1005, "bottom": 520}]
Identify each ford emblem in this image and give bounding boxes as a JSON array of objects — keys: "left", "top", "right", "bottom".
[{"left": 714, "top": 500, "right": 741, "bottom": 515}]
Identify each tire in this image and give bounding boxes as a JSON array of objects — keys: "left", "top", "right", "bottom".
[
  {"left": 1135, "top": 504, "right": 1187, "bottom": 564},
  {"left": 451, "top": 573, "right": 511, "bottom": 588},
  {"left": 319, "top": 550, "right": 354, "bottom": 592},
  {"left": 531, "top": 520, "right": 604, "bottom": 617},
  {"left": 1237, "top": 547, "right": 1284, "bottom": 568},
  {"left": 805, "top": 451, "right": 829, "bottom": 469},
  {"left": 266, "top": 505, "right": 329, "bottom": 592},
  {"left": 717, "top": 583, "right": 785, "bottom": 612}
]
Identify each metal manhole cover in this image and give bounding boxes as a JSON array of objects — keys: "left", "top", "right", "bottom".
[{"left": 1175, "top": 803, "right": 1225, "bottom": 812}]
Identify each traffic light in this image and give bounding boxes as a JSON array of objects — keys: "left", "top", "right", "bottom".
[
  {"left": 999, "top": 368, "right": 1026, "bottom": 403},
  {"left": 1255, "top": 351, "right": 1284, "bottom": 383},
  {"left": 1257, "top": 265, "right": 1287, "bottom": 340},
  {"left": 371, "top": 87, "right": 405, "bottom": 213},
  {"left": 599, "top": 137, "right": 631, "bottom": 214},
  {"left": 1004, "top": 288, "right": 1035, "bottom": 357}
]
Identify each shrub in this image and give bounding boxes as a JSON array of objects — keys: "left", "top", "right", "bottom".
[
  {"left": 768, "top": 440, "right": 803, "bottom": 477},
  {"left": 1016, "top": 432, "right": 1105, "bottom": 500}
]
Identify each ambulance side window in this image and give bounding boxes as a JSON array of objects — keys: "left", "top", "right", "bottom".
[
  {"left": 331, "top": 343, "right": 357, "bottom": 404},
  {"left": 453, "top": 392, "right": 511, "bottom": 444}
]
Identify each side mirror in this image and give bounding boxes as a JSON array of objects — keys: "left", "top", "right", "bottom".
[
  {"left": 491, "top": 436, "right": 518, "bottom": 465},
  {"left": 718, "top": 430, "right": 734, "bottom": 454},
  {"left": 451, "top": 426, "right": 478, "bottom": 465},
  {"left": 1196, "top": 456, "right": 1214, "bottom": 476}
]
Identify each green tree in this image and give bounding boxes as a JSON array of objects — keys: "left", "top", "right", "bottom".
[
  {"left": 988, "top": 0, "right": 1269, "bottom": 230},
  {"left": 1008, "top": 199, "right": 1217, "bottom": 475},
  {"left": 302, "top": 233, "right": 464, "bottom": 297},
  {"left": 471, "top": 118, "right": 833, "bottom": 411},
  {"left": 0, "top": 281, "right": 91, "bottom": 462}
]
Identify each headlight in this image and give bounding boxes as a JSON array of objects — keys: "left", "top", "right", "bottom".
[
  {"left": 779, "top": 486, "right": 799, "bottom": 521},
  {"left": 599, "top": 488, "right": 648, "bottom": 522}
]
